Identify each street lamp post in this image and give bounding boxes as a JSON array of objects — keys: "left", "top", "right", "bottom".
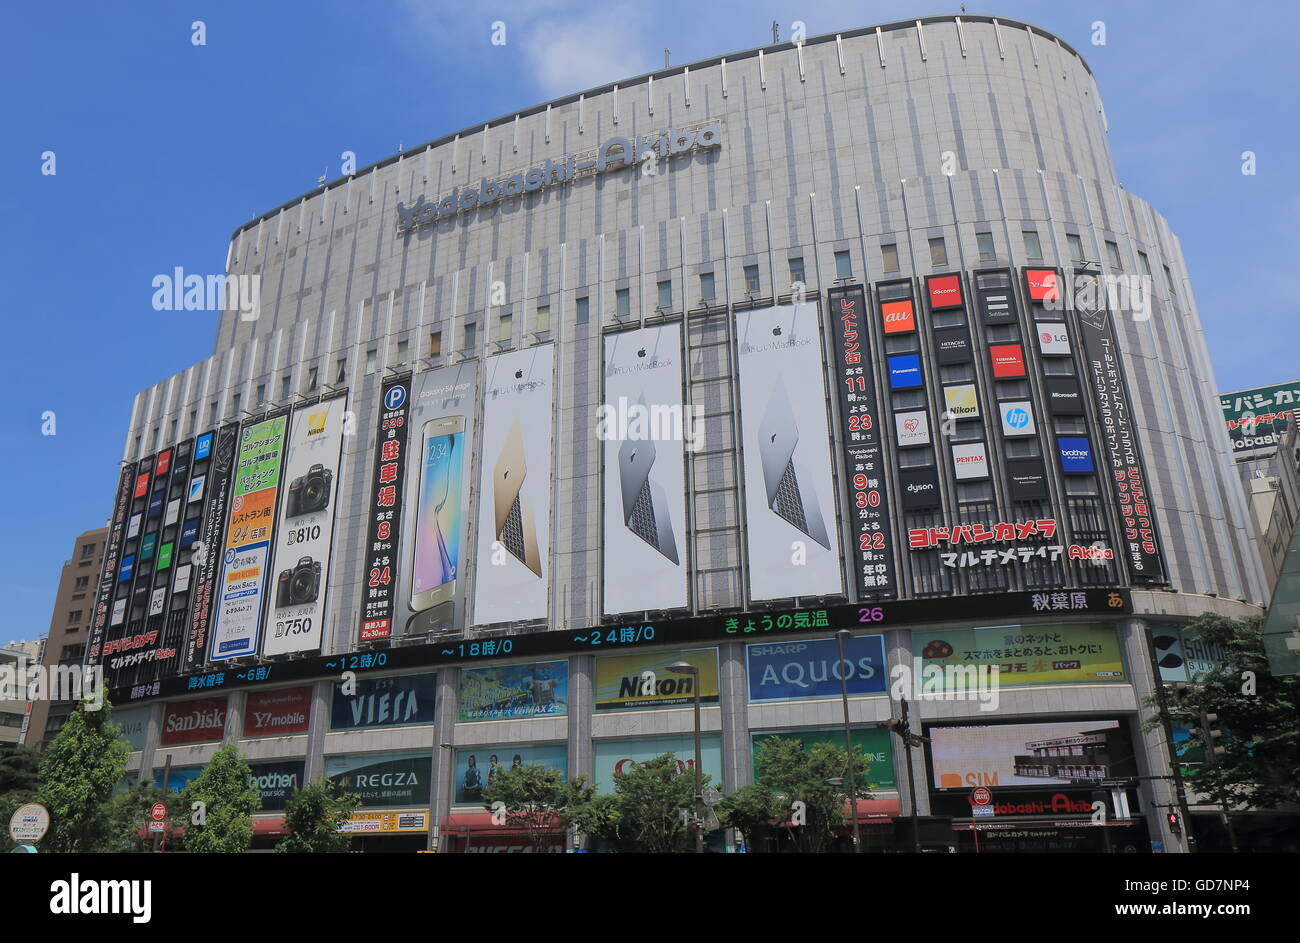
[
  {"left": 666, "top": 661, "right": 704, "bottom": 853},
  {"left": 835, "top": 629, "right": 863, "bottom": 853}
]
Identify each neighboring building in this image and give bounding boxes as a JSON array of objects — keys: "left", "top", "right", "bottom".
[
  {"left": 23, "top": 528, "right": 107, "bottom": 747},
  {"left": 86, "top": 17, "right": 1267, "bottom": 852},
  {"left": 1, "top": 639, "right": 45, "bottom": 746}
]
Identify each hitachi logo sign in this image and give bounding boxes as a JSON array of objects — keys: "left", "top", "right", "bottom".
[{"left": 396, "top": 122, "right": 721, "bottom": 232}]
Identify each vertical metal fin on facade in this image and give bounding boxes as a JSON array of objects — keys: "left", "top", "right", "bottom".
[
  {"left": 545, "top": 103, "right": 553, "bottom": 141},
  {"left": 836, "top": 34, "right": 845, "bottom": 74},
  {"left": 797, "top": 41, "right": 805, "bottom": 82},
  {"left": 513, "top": 114, "right": 519, "bottom": 154},
  {"left": 684, "top": 66, "right": 690, "bottom": 107},
  {"left": 955, "top": 17, "right": 967, "bottom": 56},
  {"left": 648, "top": 75, "right": 654, "bottom": 116},
  {"left": 758, "top": 49, "right": 766, "bottom": 90},
  {"left": 611, "top": 85, "right": 618, "bottom": 124},
  {"left": 482, "top": 124, "right": 489, "bottom": 164},
  {"left": 993, "top": 18, "right": 1007, "bottom": 59},
  {"left": 578, "top": 93, "right": 585, "bottom": 133},
  {"left": 1028, "top": 24, "right": 1040, "bottom": 66},
  {"left": 720, "top": 58, "right": 728, "bottom": 96},
  {"left": 916, "top": 20, "right": 927, "bottom": 61},
  {"left": 875, "top": 26, "right": 886, "bottom": 68}
]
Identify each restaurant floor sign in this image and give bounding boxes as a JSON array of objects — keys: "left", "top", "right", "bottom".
[{"left": 339, "top": 811, "right": 429, "bottom": 834}]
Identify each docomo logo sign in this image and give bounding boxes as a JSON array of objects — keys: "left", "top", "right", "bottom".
[
  {"left": 927, "top": 275, "right": 963, "bottom": 309},
  {"left": 396, "top": 122, "right": 722, "bottom": 231}
]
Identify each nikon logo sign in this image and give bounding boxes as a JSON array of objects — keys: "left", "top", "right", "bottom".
[{"left": 396, "top": 121, "right": 721, "bottom": 232}]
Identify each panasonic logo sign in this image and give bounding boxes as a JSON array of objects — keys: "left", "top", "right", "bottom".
[{"left": 396, "top": 122, "right": 721, "bottom": 232}]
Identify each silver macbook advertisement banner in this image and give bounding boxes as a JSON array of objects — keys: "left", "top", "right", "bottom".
[
  {"left": 473, "top": 345, "right": 554, "bottom": 626},
  {"left": 601, "top": 325, "right": 688, "bottom": 615},
  {"left": 736, "top": 304, "right": 843, "bottom": 601}
]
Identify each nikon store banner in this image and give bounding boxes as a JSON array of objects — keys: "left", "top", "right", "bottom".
[
  {"left": 594, "top": 648, "right": 719, "bottom": 710},
  {"left": 913, "top": 623, "right": 1126, "bottom": 685}
]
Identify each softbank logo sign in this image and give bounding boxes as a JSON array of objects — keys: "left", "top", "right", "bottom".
[
  {"left": 50, "top": 874, "right": 151, "bottom": 924},
  {"left": 397, "top": 122, "right": 722, "bottom": 232}
]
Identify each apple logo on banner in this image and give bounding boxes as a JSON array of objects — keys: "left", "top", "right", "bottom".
[
  {"left": 772, "top": 326, "right": 783, "bottom": 336},
  {"left": 637, "top": 348, "right": 647, "bottom": 358},
  {"left": 515, "top": 370, "right": 523, "bottom": 379}
]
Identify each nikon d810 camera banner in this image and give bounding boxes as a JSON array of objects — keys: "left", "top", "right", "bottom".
[{"left": 263, "top": 394, "right": 348, "bottom": 656}]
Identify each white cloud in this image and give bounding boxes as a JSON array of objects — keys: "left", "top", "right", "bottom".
[{"left": 523, "top": 10, "right": 656, "bottom": 98}]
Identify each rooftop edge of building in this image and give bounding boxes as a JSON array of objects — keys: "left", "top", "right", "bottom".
[{"left": 228, "top": 13, "right": 1094, "bottom": 243}]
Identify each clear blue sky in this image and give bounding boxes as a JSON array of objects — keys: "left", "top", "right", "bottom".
[{"left": 2, "top": 1, "right": 1297, "bottom": 647}]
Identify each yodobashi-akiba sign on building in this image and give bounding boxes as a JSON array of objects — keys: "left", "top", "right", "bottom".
[{"left": 396, "top": 122, "right": 721, "bottom": 232}]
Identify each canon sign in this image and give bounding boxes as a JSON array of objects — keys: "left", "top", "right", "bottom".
[{"left": 396, "top": 122, "right": 721, "bottom": 232}]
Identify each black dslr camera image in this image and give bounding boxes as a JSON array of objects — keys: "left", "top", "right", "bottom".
[
  {"left": 287, "top": 463, "right": 333, "bottom": 517},
  {"left": 277, "top": 556, "right": 321, "bottom": 608}
]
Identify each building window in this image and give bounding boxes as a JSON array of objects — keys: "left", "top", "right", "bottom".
[
  {"left": 1163, "top": 264, "right": 1176, "bottom": 294},
  {"left": 429, "top": 331, "right": 442, "bottom": 357},
  {"left": 396, "top": 339, "right": 409, "bottom": 363},
  {"left": 75, "top": 576, "right": 89, "bottom": 588},
  {"left": 575, "top": 296, "right": 590, "bottom": 324},
  {"left": 976, "top": 231, "right": 995, "bottom": 262},
  {"left": 80, "top": 544, "right": 96, "bottom": 559},
  {"left": 1137, "top": 251, "right": 1153, "bottom": 280},
  {"left": 335, "top": 359, "right": 347, "bottom": 384},
  {"left": 788, "top": 257, "right": 805, "bottom": 286},
  {"left": 307, "top": 367, "right": 319, "bottom": 392},
  {"left": 231, "top": 392, "right": 242, "bottom": 416},
  {"left": 615, "top": 288, "right": 631, "bottom": 319},
  {"left": 534, "top": 306, "right": 550, "bottom": 334},
  {"left": 881, "top": 243, "right": 900, "bottom": 273},
  {"left": 365, "top": 349, "right": 377, "bottom": 375},
  {"left": 743, "top": 264, "right": 760, "bottom": 294},
  {"left": 1105, "top": 240, "right": 1122, "bottom": 270},
  {"left": 834, "top": 250, "right": 852, "bottom": 279},
  {"left": 656, "top": 280, "right": 672, "bottom": 311},
  {"left": 254, "top": 384, "right": 266, "bottom": 406},
  {"left": 280, "top": 375, "right": 292, "bottom": 401},
  {"left": 67, "top": 610, "right": 82, "bottom": 624},
  {"left": 1066, "top": 233, "right": 1086, "bottom": 264},
  {"left": 1022, "top": 229, "right": 1043, "bottom": 260},
  {"left": 928, "top": 237, "right": 948, "bottom": 268},
  {"left": 188, "top": 409, "right": 197, "bottom": 435},
  {"left": 463, "top": 323, "right": 477, "bottom": 350},
  {"left": 169, "top": 418, "right": 178, "bottom": 442},
  {"left": 497, "top": 313, "right": 513, "bottom": 342},
  {"left": 699, "top": 272, "right": 715, "bottom": 302}
]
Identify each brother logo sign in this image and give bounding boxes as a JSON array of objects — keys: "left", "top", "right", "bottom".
[{"left": 396, "top": 122, "right": 722, "bottom": 232}]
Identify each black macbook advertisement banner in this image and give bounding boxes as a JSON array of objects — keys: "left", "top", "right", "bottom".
[{"left": 830, "top": 285, "right": 897, "bottom": 599}]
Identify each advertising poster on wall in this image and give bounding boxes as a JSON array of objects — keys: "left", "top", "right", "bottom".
[
  {"left": 159, "top": 696, "right": 228, "bottom": 746},
  {"left": 243, "top": 686, "right": 313, "bottom": 736},
  {"left": 263, "top": 396, "right": 347, "bottom": 656},
  {"left": 602, "top": 324, "right": 688, "bottom": 614},
  {"left": 210, "top": 414, "right": 288, "bottom": 661},
  {"left": 927, "top": 274, "right": 964, "bottom": 310},
  {"left": 452, "top": 743, "right": 567, "bottom": 805},
  {"left": 928, "top": 718, "right": 1136, "bottom": 789},
  {"left": 329, "top": 672, "right": 438, "bottom": 730},
  {"left": 247, "top": 760, "right": 306, "bottom": 811},
  {"left": 473, "top": 346, "right": 553, "bottom": 626},
  {"left": 1220, "top": 380, "right": 1300, "bottom": 454},
  {"left": 593, "top": 734, "right": 723, "bottom": 794},
  {"left": 153, "top": 766, "right": 204, "bottom": 794},
  {"left": 325, "top": 751, "right": 432, "bottom": 807},
  {"left": 358, "top": 375, "right": 410, "bottom": 643},
  {"left": 182, "top": 424, "right": 238, "bottom": 670},
  {"left": 1074, "top": 302, "right": 1166, "bottom": 583},
  {"left": 745, "top": 635, "right": 887, "bottom": 702},
  {"left": 1151, "top": 624, "right": 1227, "bottom": 683},
  {"left": 829, "top": 286, "right": 896, "bottom": 599},
  {"left": 458, "top": 660, "right": 569, "bottom": 720},
  {"left": 736, "top": 304, "right": 842, "bottom": 601},
  {"left": 752, "top": 727, "right": 896, "bottom": 790},
  {"left": 111, "top": 705, "right": 151, "bottom": 751},
  {"left": 913, "top": 623, "right": 1126, "bottom": 686},
  {"left": 86, "top": 462, "right": 137, "bottom": 666},
  {"left": 594, "top": 648, "right": 719, "bottom": 710},
  {"left": 899, "top": 467, "right": 942, "bottom": 509}
]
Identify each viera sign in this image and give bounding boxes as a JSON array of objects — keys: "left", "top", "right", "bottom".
[{"left": 396, "top": 121, "right": 722, "bottom": 232}]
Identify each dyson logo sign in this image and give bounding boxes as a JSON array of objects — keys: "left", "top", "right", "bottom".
[{"left": 397, "top": 122, "right": 722, "bottom": 232}]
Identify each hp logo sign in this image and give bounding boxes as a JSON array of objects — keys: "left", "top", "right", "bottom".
[{"left": 1005, "top": 407, "right": 1030, "bottom": 429}]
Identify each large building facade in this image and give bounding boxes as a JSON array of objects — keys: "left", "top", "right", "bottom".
[{"left": 87, "top": 16, "right": 1267, "bottom": 851}]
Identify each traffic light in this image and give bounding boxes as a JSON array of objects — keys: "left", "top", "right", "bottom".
[
  {"left": 1189, "top": 711, "right": 1226, "bottom": 766},
  {"left": 1167, "top": 812, "right": 1182, "bottom": 835}
]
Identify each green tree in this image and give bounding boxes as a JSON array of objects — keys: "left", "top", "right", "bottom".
[
  {"left": 717, "top": 783, "right": 781, "bottom": 852},
  {"left": 1145, "top": 613, "right": 1300, "bottom": 810},
  {"left": 180, "top": 743, "right": 261, "bottom": 853},
  {"left": 277, "top": 777, "right": 360, "bottom": 853},
  {"left": 482, "top": 763, "right": 572, "bottom": 852},
  {"left": 564, "top": 753, "right": 710, "bottom": 853},
  {"left": 35, "top": 685, "right": 129, "bottom": 852},
  {"left": 0, "top": 744, "right": 42, "bottom": 795},
  {"left": 753, "top": 736, "right": 873, "bottom": 853},
  {"left": 105, "top": 779, "right": 188, "bottom": 853}
]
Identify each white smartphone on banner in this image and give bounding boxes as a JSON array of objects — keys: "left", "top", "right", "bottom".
[{"left": 411, "top": 416, "right": 466, "bottom": 611}]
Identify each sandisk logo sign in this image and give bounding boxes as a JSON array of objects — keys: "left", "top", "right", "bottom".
[
  {"left": 927, "top": 275, "right": 963, "bottom": 309},
  {"left": 881, "top": 300, "right": 916, "bottom": 334}
]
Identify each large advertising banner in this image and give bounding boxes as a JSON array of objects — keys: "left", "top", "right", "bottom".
[
  {"left": 159, "top": 696, "right": 228, "bottom": 746},
  {"left": 452, "top": 743, "right": 567, "bottom": 805},
  {"left": 248, "top": 760, "right": 306, "bottom": 811},
  {"left": 752, "top": 727, "right": 896, "bottom": 790},
  {"left": 86, "top": 462, "right": 138, "bottom": 666},
  {"left": 263, "top": 396, "right": 347, "bottom": 656},
  {"left": 601, "top": 325, "right": 688, "bottom": 614},
  {"left": 243, "top": 686, "right": 313, "bottom": 736},
  {"left": 210, "top": 415, "right": 288, "bottom": 661},
  {"left": 358, "top": 375, "right": 411, "bottom": 642},
  {"left": 592, "top": 734, "right": 723, "bottom": 794},
  {"left": 395, "top": 364, "right": 483, "bottom": 637},
  {"left": 329, "top": 672, "right": 438, "bottom": 730},
  {"left": 913, "top": 623, "right": 1126, "bottom": 685},
  {"left": 111, "top": 705, "right": 151, "bottom": 751},
  {"left": 472, "top": 346, "right": 554, "bottom": 626},
  {"left": 183, "top": 425, "right": 238, "bottom": 670},
  {"left": 735, "top": 304, "right": 842, "bottom": 601},
  {"left": 325, "top": 751, "right": 432, "bottom": 807},
  {"left": 1151, "top": 623, "right": 1226, "bottom": 683},
  {"left": 1073, "top": 300, "right": 1167, "bottom": 584},
  {"left": 928, "top": 719, "right": 1137, "bottom": 789},
  {"left": 829, "top": 286, "right": 896, "bottom": 599},
  {"left": 458, "top": 660, "right": 569, "bottom": 721},
  {"left": 593, "top": 648, "right": 719, "bottom": 710},
  {"left": 1220, "top": 380, "right": 1300, "bottom": 454},
  {"left": 745, "top": 635, "right": 887, "bottom": 702}
]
